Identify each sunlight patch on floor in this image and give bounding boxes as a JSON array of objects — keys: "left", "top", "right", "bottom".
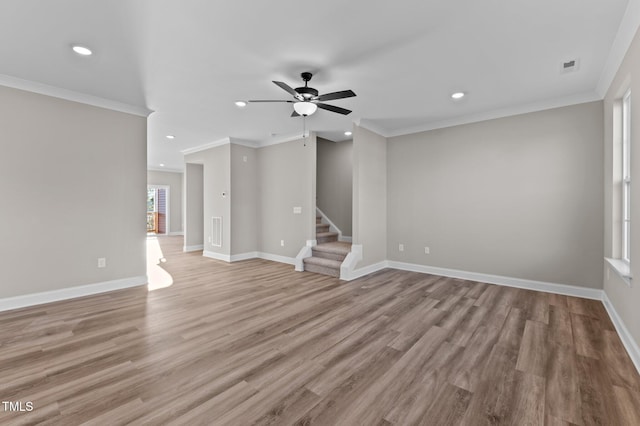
[{"left": 146, "top": 236, "right": 173, "bottom": 291}]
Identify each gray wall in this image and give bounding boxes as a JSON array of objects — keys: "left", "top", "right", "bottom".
[
  {"left": 185, "top": 145, "right": 231, "bottom": 256},
  {"left": 317, "top": 137, "right": 353, "bottom": 236},
  {"left": 603, "top": 27, "right": 640, "bottom": 346},
  {"left": 230, "top": 144, "right": 258, "bottom": 255},
  {"left": 0, "top": 85, "right": 147, "bottom": 298},
  {"left": 147, "top": 170, "right": 183, "bottom": 234},
  {"left": 257, "top": 136, "right": 316, "bottom": 258},
  {"left": 184, "top": 163, "right": 204, "bottom": 249},
  {"left": 353, "top": 125, "right": 388, "bottom": 267},
  {"left": 387, "top": 101, "right": 604, "bottom": 288}
]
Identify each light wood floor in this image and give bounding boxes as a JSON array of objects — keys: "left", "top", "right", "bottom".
[{"left": 1, "top": 236, "right": 639, "bottom": 425}]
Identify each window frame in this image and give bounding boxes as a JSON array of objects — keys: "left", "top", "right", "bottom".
[{"left": 622, "top": 89, "right": 631, "bottom": 264}]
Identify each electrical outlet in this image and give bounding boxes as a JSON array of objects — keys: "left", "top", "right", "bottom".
[
  {"left": 97, "top": 258, "right": 106, "bottom": 268},
  {"left": 424, "top": 247, "right": 430, "bottom": 254},
  {"left": 281, "top": 240, "right": 285, "bottom": 247},
  {"left": 293, "top": 206, "right": 302, "bottom": 214},
  {"left": 398, "top": 244, "right": 404, "bottom": 252}
]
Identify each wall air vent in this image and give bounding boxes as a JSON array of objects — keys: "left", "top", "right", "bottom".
[{"left": 560, "top": 58, "right": 580, "bottom": 74}]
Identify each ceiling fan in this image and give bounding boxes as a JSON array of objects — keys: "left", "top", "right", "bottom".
[{"left": 248, "top": 72, "right": 356, "bottom": 117}]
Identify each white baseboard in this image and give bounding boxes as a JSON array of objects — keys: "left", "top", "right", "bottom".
[
  {"left": 183, "top": 244, "right": 204, "bottom": 252},
  {"left": 230, "top": 252, "right": 259, "bottom": 262},
  {"left": 387, "top": 261, "right": 604, "bottom": 300},
  {"left": 203, "top": 250, "right": 296, "bottom": 266},
  {"left": 602, "top": 292, "right": 640, "bottom": 374},
  {"left": 0, "top": 275, "right": 148, "bottom": 313},
  {"left": 169, "top": 231, "right": 185, "bottom": 236},
  {"left": 339, "top": 236, "right": 353, "bottom": 243},
  {"left": 343, "top": 260, "right": 389, "bottom": 281},
  {"left": 203, "top": 250, "right": 231, "bottom": 262},
  {"left": 258, "top": 252, "right": 296, "bottom": 265}
]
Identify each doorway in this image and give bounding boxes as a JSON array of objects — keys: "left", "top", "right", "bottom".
[{"left": 147, "top": 185, "right": 170, "bottom": 235}]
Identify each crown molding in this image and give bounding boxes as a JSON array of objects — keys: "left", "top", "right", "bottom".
[
  {"left": 596, "top": 0, "right": 640, "bottom": 97},
  {"left": 0, "top": 73, "right": 152, "bottom": 117},
  {"left": 147, "top": 167, "right": 183, "bottom": 173},
  {"left": 354, "top": 118, "right": 391, "bottom": 138},
  {"left": 181, "top": 137, "right": 231, "bottom": 155},
  {"left": 384, "top": 91, "right": 601, "bottom": 138}
]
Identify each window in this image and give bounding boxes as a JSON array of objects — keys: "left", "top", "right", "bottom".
[{"left": 622, "top": 90, "right": 631, "bottom": 264}]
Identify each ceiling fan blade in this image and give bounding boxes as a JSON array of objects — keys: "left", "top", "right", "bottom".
[
  {"left": 291, "top": 110, "right": 300, "bottom": 117},
  {"left": 315, "top": 90, "right": 356, "bottom": 102},
  {"left": 248, "top": 100, "right": 294, "bottom": 103},
  {"left": 316, "top": 103, "right": 352, "bottom": 115},
  {"left": 273, "top": 81, "right": 300, "bottom": 98}
]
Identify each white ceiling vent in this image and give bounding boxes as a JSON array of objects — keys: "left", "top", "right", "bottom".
[{"left": 560, "top": 58, "right": 580, "bottom": 74}]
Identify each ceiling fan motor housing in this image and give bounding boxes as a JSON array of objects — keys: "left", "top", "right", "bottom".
[{"left": 295, "top": 86, "right": 319, "bottom": 99}]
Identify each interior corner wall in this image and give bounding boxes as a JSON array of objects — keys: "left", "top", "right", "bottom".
[
  {"left": 603, "top": 26, "right": 640, "bottom": 347},
  {"left": 185, "top": 145, "right": 231, "bottom": 256},
  {"left": 317, "top": 137, "right": 353, "bottom": 237},
  {"left": 387, "top": 101, "right": 604, "bottom": 289},
  {"left": 147, "top": 170, "right": 184, "bottom": 234},
  {"left": 184, "top": 163, "right": 204, "bottom": 249},
  {"left": 230, "top": 144, "right": 258, "bottom": 255},
  {"left": 353, "top": 125, "right": 388, "bottom": 267},
  {"left": 0, "top": 85, "right": 147, "bottom": 299},
  {"left": 257, "top": 135, "right": 316, "bottom": 258}
]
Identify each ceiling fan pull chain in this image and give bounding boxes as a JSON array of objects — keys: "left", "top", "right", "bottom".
[{"left": 302, "top": 116, "right": 307, "bottom": 146}]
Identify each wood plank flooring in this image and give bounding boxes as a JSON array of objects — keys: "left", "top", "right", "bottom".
[{"left": 1, "top": 236, "right": 639, "bottom": 425}]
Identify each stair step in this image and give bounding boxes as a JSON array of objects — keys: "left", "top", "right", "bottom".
[
  {"left": 316, "top": 231, "right": 339, "bottom": 244},
  {"left": 316, "top": 216, "right": 322, "bottom": 224},
  {"left": 303, "top": 256, "right": 342, "bottom": 278},
  {"left": 312, "top": 249, "right": 347, "bottom": 261},
  {"left": 312, "top": 241, "right": 351, "bottom": 261},
  {"left": 316, "top": 223, "right": 330, "bottom": 233}
]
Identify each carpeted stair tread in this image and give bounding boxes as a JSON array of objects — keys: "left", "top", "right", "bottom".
[
  {"left": 313, "top": 241, "right": 352, "bottom": 255},
  {"left": 303, "top": 256, "right": 343, "bottom": 269}
]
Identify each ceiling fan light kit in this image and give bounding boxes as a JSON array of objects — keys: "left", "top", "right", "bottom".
[
  {"left": 293, "top": 101, "right": 317, "bottom": 116},
  {"left": 247, "top": 72, "right": 356, "bottom": 117}
]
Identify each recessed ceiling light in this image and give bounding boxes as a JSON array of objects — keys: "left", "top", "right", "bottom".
[
  {"left": 72, "top": 45, "right": 92, "bottom": 56},
  {"left": 344, "top": 131, "right": 353, "bottom": 136},
  {"left": 166, "top": 135, "right": 175, "bottom": 140},
  {"left": 451, "top": 92, "right": 465, "bottom": 100},
  {"left": 235, "top": 101, "right": 247, "bottom": 108},
  {"left": 160, "top": 163, "right": 165, "bottom": 167}
]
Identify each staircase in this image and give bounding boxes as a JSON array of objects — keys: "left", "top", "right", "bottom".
[{"left": 303, "top": 216, "right": 351, "bottom": 278}]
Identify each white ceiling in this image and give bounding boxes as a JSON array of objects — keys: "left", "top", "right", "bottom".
[{"left": 0, "top": 0, "right": 636, "bottom": 171}]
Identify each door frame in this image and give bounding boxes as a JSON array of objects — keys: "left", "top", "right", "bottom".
[{"left": 147, "top": 184, "right": 171, "bottom": 235}]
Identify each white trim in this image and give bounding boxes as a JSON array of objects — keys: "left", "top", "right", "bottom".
[
  {"left": 203, "top": 250, "right": 231, "bottom": 262},
  {"left": 259, "top": 132, "right": 312, "bottom": 148},
  {"left": 0, "top": 276, "right": 148, "bottom": 313},
  {"left": 343, "top": 260, "right": 389, "bottom": 281},
  {"left": 183, "top": 244, "right": 204, "bottom": 252},
  {"left": 168, "top": 231, "right": 184, "bottom": 236},
  {"left": 0, "top": 74, "right": 151, "bottom": 117},
  {"left": 230, "top": 252, "right": 259, "bottom": 262},
  {"left": 147, "top": 167, "right": 183, "bottom": 173},
  {"left": 387, "top": 261, "right": 603, "bottom": 300},
  {"left": 605, "top": 258, "right": 633, "bottom": 287},
  {"left": 386, "top": 92, "right": 600, "bottom": 138},
  {"left": 339, "top": 236, "right": 353, "bottom": 243},
  {"left": 316, "top": 207, "right": 345, "bottom": 241},
  {"left": 181, "top": 137, "right": 231, "bottom": 155},
  {"left": 602, "top": 292, "right": 640, "bottom": 375},
  {"left": 354, "top": 119, "right": 391, "bottom": 138},
  {"left": 258, "top": 252, "right": 297, "bottom": 265},
  {"left": 295, "top": 240, "right": 316, "bottom": 272},
  {"left": 596, "top": 0, "right": 640, "bottom": 97}
]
